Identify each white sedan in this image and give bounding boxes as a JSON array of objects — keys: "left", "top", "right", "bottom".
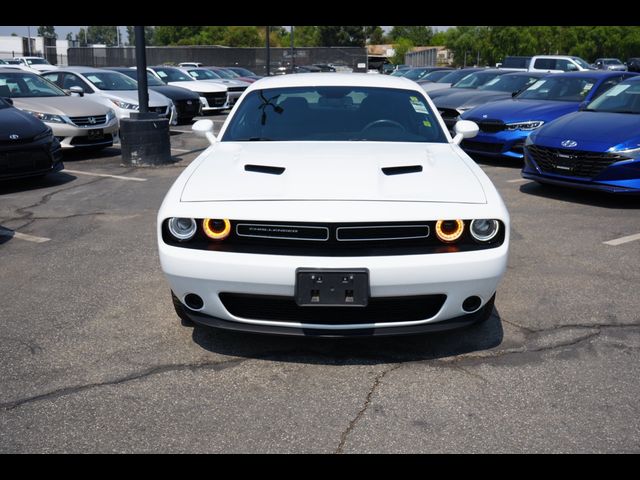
[{"left": 157, "top": 73, "right": 510, "bottom": 336}]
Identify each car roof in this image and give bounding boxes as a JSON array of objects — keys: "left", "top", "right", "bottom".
[
  {"left": 244, "top": 72, "right": 425, "bottom": 93},
  {"left": 53, "top": 66, "right": 113, "bottom": 74}
]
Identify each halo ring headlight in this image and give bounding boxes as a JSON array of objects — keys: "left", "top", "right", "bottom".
[
  {"left": 470, "top": 219, "right": 500, "bottom": 242},
  {"left": 435, "top": 219, "right": 464, "bottom": 243},
  {"left": 168, "top": 217, "right": 197, "bottom": 241},
  {"left": 203, "top": 218, "right": 231, "bottom": 240}
]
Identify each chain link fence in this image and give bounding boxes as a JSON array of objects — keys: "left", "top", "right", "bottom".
[{"left": 68, "top": 46, "right": 368, "bottom": 74}]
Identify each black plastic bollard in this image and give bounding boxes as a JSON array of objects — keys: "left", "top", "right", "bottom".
[{"left": 120, "top": 116, "right": 172, "bottom": 167}]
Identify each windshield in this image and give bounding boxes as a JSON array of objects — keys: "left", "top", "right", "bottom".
[
  {"left": 478, "top": 74, "right": 541, "bottom": 92},
  {"left": 391, "top": 69, "right": 408, "bottom": 77},
  {"left": 437, "top": 69, "right": 477, "bottom": 84},
  {"left": 188, "top": 69, "right": 221, "bottom": 80},
  {"left": 83, "top": 71, "right": 138, "bottom": 91},
  {"left": 585, "top": 81, "right": 640, "bottom": 113},
  {"left": 572, "top": 57, "right": 592, "bottom": 69},
  {"left": 26, "top": 58, "right": 50, "bottom": 65},
  {"left": 604, "top": 59, "right": 623, "bottom": 65},
  {"left": 517, "top": 76, "right": 598, "bottom": 101},
  {"left": 222, "top": 86, "right": 447, "bottom": 143},
  {"left": 403, "top": 68, "right": 430, "bottom": 80},
  {"left": 153, "top": 68, "right": 194, "bottom": 82},
  {"left": 453, "top": 71, "right": 504, "bottom": 89},
  {"left": 231, "top": 67, "right": 255, "bottom": 76},
  {"left": 421, "top": 70, "right": 451, "bottom": 82},
  {"left": 0, "top": 71, "right": 66, "bottom": 97},
  {"left": 211, "top": 68, "right": 235, "bottom": 79}
]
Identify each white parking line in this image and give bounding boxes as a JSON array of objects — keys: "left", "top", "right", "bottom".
[
  {"left": 0, "top": 227, "right": 50, "bottom": 243},
  {"left": 171, "top": 148, "right": 195, "bottom": 153},
  {"left": 63, "top": 169, "right": 146, "bottom": 182},
  {"left": 603, "top": 233, "right": 640, "bottom": 246},
  {"left": 507, "top": 178, "right": 529, "bottom": 183}
]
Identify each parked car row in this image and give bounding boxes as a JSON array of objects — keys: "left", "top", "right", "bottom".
[
  {"left": 0, "top": 63, "right": 262, "bottom": 181},
  {"left": 413, "top": 64, "right": 640, "bottom": 194}
]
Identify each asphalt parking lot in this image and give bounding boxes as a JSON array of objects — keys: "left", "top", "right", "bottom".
[{"left": 1, "top": 113, "right": 639, "bottom": 453}]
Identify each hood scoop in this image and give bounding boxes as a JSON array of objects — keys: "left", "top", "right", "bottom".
[
  {"left": 381, "top": 165, "right": 423, "bottom": 176},
  {"left": 244, "top": 164, "right": 285, "bottom": 175}
]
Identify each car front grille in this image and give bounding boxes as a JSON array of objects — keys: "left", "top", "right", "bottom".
[
  {"left": 201, "top": 92, "right": 227, "bottom": 107},
  {"left": 461, "top": 140, "right": 504, "bottom": 154},
  {"left": 0, "top": 148, "right": 51, "bottom": 177},
  {"left": 219, "top": 293, "right": 447, "bottom": 324},
  {"left": 70, "top": 134, "right": 113, "bottom": 147},
  {"left": 174, "top": 99, "right": 200, "bottom": 116},
  {"left": 469, "top": 120, "right": 506, "bottom": 133},
  {"left": 69, "top": 115, "right": 107, "bottom": 127},
  {"left": 227, "top": 86, "right": 247, "bottom": 93},
  {"left": 149, "top": 106, "right": 168, "bottom": 116},
  {"left": 525, "top": 145, "right": 629, "bottom": 178}
]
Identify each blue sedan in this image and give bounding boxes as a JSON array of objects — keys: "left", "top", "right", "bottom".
[
  {"left": 460, "top": 71, "right": 638, "bottom": 159},
  {"left": 522, "top": 76, "right": 640, "bottom": 194}
]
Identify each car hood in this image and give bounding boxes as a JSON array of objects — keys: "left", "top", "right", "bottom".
[
  {"left": 531, "top": 111, "right": 640, "bottom": 151},
  {"left": 0, "top": 106, "right": 48, "bottom": 139},
  {"left": 181, "top": 142, "right": 487, "bottom": 204},
  {"left": 29, "top": 64, "right": 58, "bottom": 72},
  {"left": 167, "top": 80, "right": 226, "bottom": 93},
  {"left": 98, "top": 90, "right": 170, "bottom": 107},
  {"left": 462, "top": 99, "right": 579, "bottom": 124},
  {"left": 150, "top": 85, "right": 201, "bottom": 101},
  {"left": 11, "top": 96, "right": 110, "bottom": 116},
  {"left": 435, "top": 90, "right": 511, "bottom": 110},
  {"left": 200, "top": 79, "right": 247, "bottom": 87}
]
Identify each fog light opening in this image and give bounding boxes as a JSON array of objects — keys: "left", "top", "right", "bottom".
[
  {"left": 462, "top": 296, "right": 482, "bottom": 313},
  {"left": 184, "top": 293, "right": 204, "bottom": 311}
]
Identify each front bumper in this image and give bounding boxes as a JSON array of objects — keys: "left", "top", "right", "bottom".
[
  {"left": 461, "top": 130, "right": 529, "bottom": 159},
  {"left": 159, "top": 243, "right": 508, "bottom": 335},
  {"left": 49, "top": 118, "right": 119, "bottom": 149}
]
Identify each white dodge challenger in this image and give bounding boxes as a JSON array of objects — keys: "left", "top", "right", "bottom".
[{"left": 157, "top": 73, "right": 510, "bottom": 336}]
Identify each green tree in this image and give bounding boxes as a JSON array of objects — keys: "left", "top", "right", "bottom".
[
  {"left": 65, "top": 32, "right": 73, "bottom": 42},
  {"left": 224, "top": 26, "right": 261, "bottom": 47},
  {"left": 81, "top": 26, "right": 119, "bottom": 46},
  {"left": 390, "top": 38, "right": 414, "bottom": 64},
  {"left": 366, "top": 26, "right": 386, "bottom": 45},
  {"left": 389, "top": 26, "right": 433, "bottom": 45},
  {"left": 126, "top": 26, "right": 155, "bottom": 46},
  {"left": 317, "top": 26, "right": 367, "bottom": 47},
  {"left": 37, "top": 26, "right": 57, "bottom": 39}
]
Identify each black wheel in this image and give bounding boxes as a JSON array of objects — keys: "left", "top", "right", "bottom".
[{"left": 171, "top": 291, "right": 194, "bottom": 326}]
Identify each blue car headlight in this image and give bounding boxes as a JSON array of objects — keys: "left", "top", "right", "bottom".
[
  {"left": 609, "top": 146, "right": 640, "bottom": 159},
  {"left": 505, "top": 121, "right": 545, "bottom": 131}
]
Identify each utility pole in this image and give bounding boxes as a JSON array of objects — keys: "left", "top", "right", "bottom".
[
  {"left": 265, "top": 26, "right": 271, "bottom": 76},
  {"left": 116, "top": 26, "right": 120, "bottom": 47},
  {"left": 26, "top": 26, "right": 31, "bottom": 55},
  {"left": 290, "top": 26, "right": 295, "bottom": 71}
]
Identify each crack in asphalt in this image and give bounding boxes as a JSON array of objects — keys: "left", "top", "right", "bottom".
[
  {"left": 0, "top": 357, "right": 249, "bottom": 411},
  {"left": 334, "top": 364, "right": 402, "bottom": 454}
]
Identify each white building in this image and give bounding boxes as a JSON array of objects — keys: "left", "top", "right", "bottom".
[{"left": 0, "top": 35, "right": 69, "bottom": 65}]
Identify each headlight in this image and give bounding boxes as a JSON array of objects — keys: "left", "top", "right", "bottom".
[
  {"left": 435, "top": 219, "right": 464, "bottom": 243},
  {"left": 609, "top": 146, "right": 640, "bottom": 158},
  {"left": 109, "top": 99, "right": 139, "bottom": 111},
  {"left": 106, "top": 108, "right": 116, "bottom": 122},
  {"left": 470, "top": 219, "right": 500, "bottom": 242},
  {"left": 24, "top": 110, "right": 66, "bottom": 124},
  {"left": 167, "top": 217, "right": 197, "bottom": 241},
  {"left": 203, "top": 218, "right": 231, "bottom": 240},
  {"left": 505, "top": 121, "right": 544, "bottom": 131}
]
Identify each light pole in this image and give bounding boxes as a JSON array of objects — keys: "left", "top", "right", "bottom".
[
  {"left": 26, "top": 26, "right": 31, "bottom": 55},
  {"left": 265, "top": 26, "right": 270, "bottom": 76},
  {"left": 290, "top": 26, "right": 295, "bottom": 71}
]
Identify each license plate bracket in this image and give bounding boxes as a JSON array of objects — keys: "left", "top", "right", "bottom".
[
  {"left": 87, "top": 129, "right": 104, "bottom": 140},
  {"left": 295, "top": 268, "right": 369, "bottom": 307}
]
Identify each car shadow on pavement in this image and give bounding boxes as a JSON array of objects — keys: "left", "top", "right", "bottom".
[
  {"left": 62, "top": 147, "right": 121, "bottom": 161},
  {"left": 519, "top": 182, "right": 640, "bottom": 209},
  {"left": 0, "top": 171, "right": 76, "bottom": 196},
  {"left": 189, "top": 308, "right": 504, "bottom": 365}
]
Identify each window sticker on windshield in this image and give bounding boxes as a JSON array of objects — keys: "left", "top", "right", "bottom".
[
  {"left": 528, "top": 80, "right": 546, "bottom": 90},
  {"left": 422, "top": 120, "right": 432, "bottom": 127},
  {"left": 409, "top": 96, "right": 429, "bottom": 114},
  {"left": 86, "top": 75, "right": 101, "bottom": 83},
  {"left": 156, "top": 71, "right": 167, "bottom": 78},
  {"left": 582, "top": 83, "right": 594, "bottom": 92},
  {"left": 605, "top": 84, "right": 631, "bottom": 96}
]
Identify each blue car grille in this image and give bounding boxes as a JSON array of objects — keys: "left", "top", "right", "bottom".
[
  {"left": 461, "top": 140, "right": 504, "bottom": 154},
  {"left": 526, "top": 145, "right": 630, "bottom": 178},
  {"left": 470, "top": 120, "right": 506, "bottom": 133}
]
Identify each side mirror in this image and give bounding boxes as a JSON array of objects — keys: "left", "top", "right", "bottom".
[
  {"left": 452, "top": 120, "right": 479, "bottom": 145},
  {"left": 192, "top": 119, "right": 216, "bottom": 145},
  {"left": 68, "top": 86, "right": 84, "bottom": 97},
  {"left": 2, "top": 97, "right": 13, "bottom": 105}
]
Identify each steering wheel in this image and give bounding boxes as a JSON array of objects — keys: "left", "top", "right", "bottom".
[{"left": 361, "top": 119, "right": 406, "bottom": 133}]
